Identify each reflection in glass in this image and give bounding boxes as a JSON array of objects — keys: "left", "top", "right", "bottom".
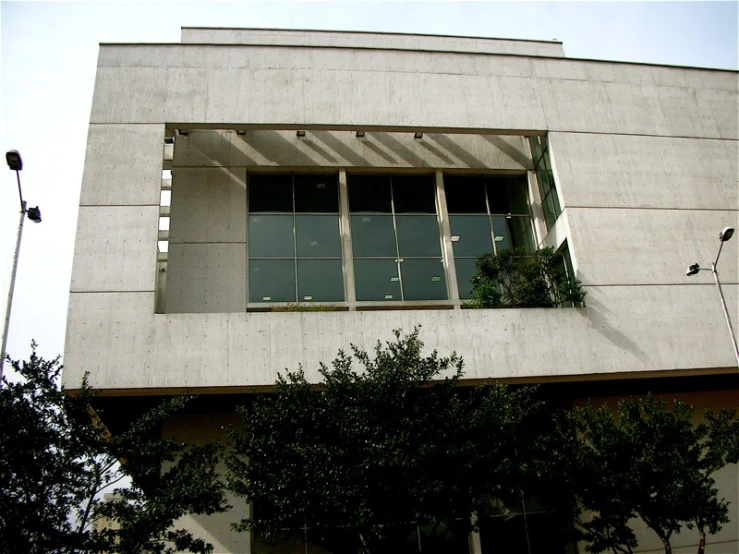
[
  {"left": 449, "top": 215, "right": 493, "bottom": 257},
  {"left": 249, "top": 259, "right": 295, "bottom": 302},
  {"left": 391, "top": 174, "right": 436, "bottom": 213},
  {"left": 248, "top": 173, "right": 293, "bottom": 212},
  {"left": 396, "top": 215, "right": 441, "bottom": 258},
  {"left": 354, "top": 259, "right": 401, "bottom": 301},
  {"left": 294, "top": 174, "right": 339, "bottom": 213},
  {"left": 295, "top": 215, "right": 342, "bottom": 258},
  {"left": 351, "top": 215, "right": 397, "bottom": 258},
  {"left": 444, "top": 175, "right": 487, "bottom": 213},
  {"left": 348, "top": 175, "right": 392, "bottom": 212},
  {"left": 454, "top": 258, "right": 478, "bottom": 300},
  {"left": 492, "top": 216, "right": 535, "bottom": 252},
  {"left": 401, "top": 259, "right": 447, "bottom": 301},
  {"left": 249, "top": 215, "right": 294, "bottom": 258},
  {"left": 297, "top": 260, "right": 344, "bottom": 302}
]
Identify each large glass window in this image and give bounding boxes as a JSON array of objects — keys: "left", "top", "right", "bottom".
[
  {"left": 349, "top": 174, "right": 447, "bottom": 302},
  {"left": 445, "top": 175, "right": 535, "bottom": 299},
  {"left": 248, "top": 173, "right": 344, "bottom": 303},
  {"left": 529, "top": 136, "right": 562, "bottom": 230}
]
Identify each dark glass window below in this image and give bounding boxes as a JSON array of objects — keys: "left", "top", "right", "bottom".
[
  {"left": 395, "top": 215, "right": 442, "bottom": 258},
  {"left": 354, "top": 259, "right": 401, "bottom": 301},
  {"left": 348, "top": 174, "right": 392, "bottom": 212},
  {"left": 248, "top": 215, "right": 295, "bottom": 258},
  {"left": 294, "top": 174, "right": 339, "bottom": 213},
  {"left": 350, "top": 215, "right": 397, "bottom": 258},
  {"left": 454, "top": 258, "right": 478, "bottom": 300},
  {"left": 401, "top": 259, "right": 447, "bottom": 301},
  {"left": 248, "top": 173, "right": 293, "bottom": 212},
  {"left": 249, "top": 259, "right": 295, "bottom": 302},
  {"left": 391, "top": 174, "right": 437, "bottom": 213},
  {"left": 449, "top": 215, "right": 493, "bottom": 258},
  {"left": 486, "top": 175, "right": 530, "bottom": 215},
  {"left": 444, "top": 175, "right": 487, "bottom": 214},
  {"left": 297, "top": 260, "right": 344, "bottom": 302},
  {"left": 491, "top": 216, "right": 535, "bottom": 252},
  {"left": 295, "top": 215, "right": 342, "bottom": 258}
]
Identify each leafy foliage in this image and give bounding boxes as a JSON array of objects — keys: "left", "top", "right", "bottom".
[
  {"left": 227, "top": 328, "right": 545, "bottom": 552},
  {"left": 0, "top": 344, "right": 229, "bottom": 554},
  {"left": 551, "top": 395, "right": 739, "bottom": 554},
  {"left": 469, "top": 247, "right": 585, "bottom": 308}
]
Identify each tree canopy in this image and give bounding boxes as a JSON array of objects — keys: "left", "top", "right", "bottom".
[
  {"left": 227, "top": 328, "right": 548, "bottom": 553},
  {"left": 0, "top": 345, "right": 229, "bottom": 554},
  {"left": 551, "top": 395, "right": 739, "bottom": 554}
]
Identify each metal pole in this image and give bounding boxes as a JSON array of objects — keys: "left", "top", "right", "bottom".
[
  {"left": 710, "top": 261, "right": 739, "bottom": 369},
  {"left": 1, "top": 197, "right": 27, "bottom": 380}
]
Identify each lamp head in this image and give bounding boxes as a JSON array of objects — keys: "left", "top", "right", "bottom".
[
  {"left": 719, "top": 227, "right": 734, "bottom": 242},
  {"left": 686, "top": 263, "right": 701, "bottom": 277},
  {"left": 5, "top": 150, "right": 22, "bottom": 171},
  {"left": 26, "top": 206, "right": 42, "bottom": 223}
]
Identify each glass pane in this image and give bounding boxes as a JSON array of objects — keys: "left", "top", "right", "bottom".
[
  {"left": 487, "top": 175, "right": 530, "bottom": 215},
  {"left": 248, "top": 173, "right": 293, "bottom": 212},
  {"left": 249, "top": 215, "right": 294, "bottom": 258},
  {"left": 351, "top": 215, "right": 397, "bottom": 258},
  {"left": 392, "top": 174, "right": 437, "bottom": 213},
  {"left": 294, "top": 174, "right": 339, "bottom": 213},
  {"left": 542, "top": 189, "right": 561, "bottom": 230},
  {"left": 454, "top": 257, "right": 478, "bottom": 300},
  {"left": 529, "top": 136, "right": 544, "bottom": 166},
  {"left": 295, "top": 215, "right": 341, "bottom": 258},
  {"left": 396, "top": 215, "right": 441, "bottom": 257},
  {"left": 249, "top": 259, "right": 295, "bottom": 302},
  {"left": 297, "top": 260, "right": 344, "bottom": 302},
  {"left": 449, "top": 215, "right": 493, "bottom": 257},
  {"left": 492, "top": 216, "right": 535, "bottom": 252},
  {"left": 348, "top": 174, "right": 392, "bottom": 212},
  {"left": 354, "top": 259, "right": 401, "bottom": 301},
  {"left": 401, "top": 258, "right": 447, "bottom": 301},
  {"left": 536, "top": 168, "right": 554, "bottom": 198},
  {"left": 444, "top": 174, "right": 487, "bottom": 213}
]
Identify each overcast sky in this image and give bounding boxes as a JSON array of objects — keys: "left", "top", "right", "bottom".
[{"left": 0, "top": 1, "right": 737, "bottom": 375}]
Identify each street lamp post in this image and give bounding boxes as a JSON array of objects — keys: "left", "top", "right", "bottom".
[
  {"left": 1, "top": 150, "right": 42, "bottom": 381},
  {"left": 686, "top": 226, "right": 739, "bottom": 368}
]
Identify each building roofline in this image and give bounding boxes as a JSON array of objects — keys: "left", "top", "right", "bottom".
[
  {"left": 96, "top": 42, "right": 739, "bottom": 73},
  {"left": 179, "top": 26, "right": 564, "bottom": 45}
]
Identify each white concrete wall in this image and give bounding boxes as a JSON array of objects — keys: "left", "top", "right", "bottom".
[
  {"left": 179, "top": 27, "right": 566, "bottom": 58},
  {"left": 65, "top": 36, "right": 739, "bottom": 391}
]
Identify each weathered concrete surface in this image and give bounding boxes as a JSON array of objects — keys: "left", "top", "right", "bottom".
[
  {"left": 90, "top": 45, "right": 738, "bottom": 140},
  {"left": 179, "top": 27, "right": 566, "bottom": 58},
  {"left": 63, "top": 284, "right": 738, "bottom": 391}
]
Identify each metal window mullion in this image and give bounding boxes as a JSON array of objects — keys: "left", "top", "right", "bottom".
[
  {"left": 389, "top": 176, "right": 404, "bottom": 301},
  {"left": 435, "top": 171, "right": 459, "bottom": 305},
  {"left": 292, "top": 173, "right": 299, "bottom": 302},
  {"left": 338, "top": 170, "right": 356, "bottom": 306},
  {"left": 482, "top": 176, "right": 497, "bottom": 255}
]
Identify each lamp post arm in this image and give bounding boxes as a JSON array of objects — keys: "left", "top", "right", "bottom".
[
  {"left": 714, "top": 239, "right": 725, "bottom": 268},
  {"left": 0, "top": 199, "right": 27, "bottom": 380},
  {"left": 15, "top": 169, "right": 24, "bottom": 211},
  {"left": 710, "top": 262, "right": 739, "bottom": 369}
]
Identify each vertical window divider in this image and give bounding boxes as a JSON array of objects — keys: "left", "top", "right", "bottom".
[
  {"left": 291, "top": 174, "right": 299, "bottom": 303},
  {"left": 482, "top": 176, "right": 497, "bottom": 255},
  {"left": 434, "top": 170, "right": 460, "bottom": 307},
  {"left": 338, "top": 170, "right": 356, "bottom": 308},
  {"left": 244, "top": 169, "right": 250, "bottom": 309},
  {"left": 524, "top": 138, "right": 547, "bottom": 248},
  {"left": 389, "top": 175, "right": 405, "bottom": 301}
]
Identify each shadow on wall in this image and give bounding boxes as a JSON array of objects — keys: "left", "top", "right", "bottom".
[
  {"left": 172, "top": 129, "right": 534, "bottom": 170},
  {"left": 575, "top": 282, "right": 653, "bottom": 367}
]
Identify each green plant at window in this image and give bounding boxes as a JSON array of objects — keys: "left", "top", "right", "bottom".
[{"left": 469, "top": 247, "right": 585, "bottom": 308}]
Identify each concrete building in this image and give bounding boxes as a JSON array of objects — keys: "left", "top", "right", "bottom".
[{"left": 63, "top": 28, "right": 738, "bottom": 553}]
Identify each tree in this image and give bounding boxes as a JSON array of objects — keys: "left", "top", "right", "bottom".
[
  {"left": 552, "top": 395, "right": 739, "bottom": 554},
  {"left": 0, "top": 345, "right": 229, "bottom": 554},
  {"left": 470, "top": 247, "right": 585, "bottom": 309},
  {"left": 227, "top": 328, "right": 546, "bottom": 553}
]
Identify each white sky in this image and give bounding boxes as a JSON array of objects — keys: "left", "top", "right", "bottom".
[{"left": 0, "top": 1, "right": 737, "bottom": 376}]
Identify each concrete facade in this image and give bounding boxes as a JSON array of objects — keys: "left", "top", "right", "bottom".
[{"left": 64, "top": 28, "right": 738, "bottom": 554}]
